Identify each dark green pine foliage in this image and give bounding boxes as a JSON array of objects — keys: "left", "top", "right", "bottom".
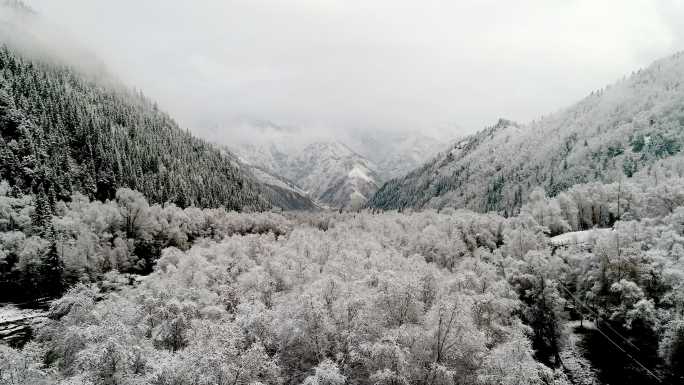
[
  {"left": 0, "top": 45, "right": 268, "bottom": 212},
  {"left": 39, "top": 229, "right": 64, "bottom": 297},
  {"left": 30, "top": 185, "right": 52, "bottom": 235}
]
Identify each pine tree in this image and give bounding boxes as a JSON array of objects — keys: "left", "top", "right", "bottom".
[
  {"left": 40, "top": 229, "right": 64, "bottom": 296},
  {"left": 30, "top": 186, "right": 52, "bottom": 236}
]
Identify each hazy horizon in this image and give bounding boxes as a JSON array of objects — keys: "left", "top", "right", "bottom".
[{"left": 20, "top": 0, "right": 684, "bottom": 145}]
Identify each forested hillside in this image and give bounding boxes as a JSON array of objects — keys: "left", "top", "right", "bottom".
[
  {"left": 369, "top": 52, "right": 684, "bottom": 214},
  {"left": 251, "top": 166, "right": 320, "bottom": 211},
  {"left": 0, "top": 45, "right": 268, "bottom": 211}
]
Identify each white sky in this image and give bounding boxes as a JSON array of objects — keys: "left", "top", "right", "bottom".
[{"left": 23, "top": 0, "right": 684, "bottom": 142}]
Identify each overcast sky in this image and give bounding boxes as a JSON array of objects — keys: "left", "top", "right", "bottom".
[{"left": 23, "top": 0, "right": 684, "bottom": 143}]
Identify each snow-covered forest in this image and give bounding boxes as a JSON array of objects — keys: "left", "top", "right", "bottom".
[
  {"left": 0, "top": 45, "right": 269, "bottom": 211},
  {"left": 2, "top": 157, "right": 684, "bottom": 383},
  {"left": 3, "top": 1, "right": 684, "bottom": 384}
]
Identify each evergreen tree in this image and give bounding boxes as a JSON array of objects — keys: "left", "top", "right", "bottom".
[
  {"left": 39, "top": 230, "right": 64, "bottom": 296},
  {"left": 30, "top": 186, "right": 51, "bottom": 236}
]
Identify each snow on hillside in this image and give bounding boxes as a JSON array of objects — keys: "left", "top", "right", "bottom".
[
  {"left": 348, "top": 164, "right": 374, "bottom": 183},
  {"left": 224, "top": 119, "right": 451, "bottom": 210},
  {"left": 289, "top": 142, "right": 381, "bottom": 209},
  {"left": 369, "top": 52, "right": 684, "bottom": 213},
  {"left": 345, "top": 131, "right": 449, "bottom": 180},
  {"left": 232, "top": 140, "right": 381, "bottom": 209},
  {"left": 248, "top": 166, "right": 308, "bottom": 197}
]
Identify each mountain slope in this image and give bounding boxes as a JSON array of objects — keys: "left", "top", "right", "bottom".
[
  {"left": 369, "top": 52, "right": 684, "bottom": 215},
  {"left": 242, "top": 164, "right": 319, "bottom": 211},
  {"left": 0, "top": 41, "right": 270, "bottom": 210},
  {"left": 346, "top": 131, "right": 448, "bottom": 180},
  {"left": 290, "top": 142, "right": 381, "bottom": 209},
  {"left": 234, "top": 140, "right": 381, "bottom": 209}
]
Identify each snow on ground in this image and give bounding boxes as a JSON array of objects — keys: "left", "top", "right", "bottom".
[
  {"left": 0, "top": 303, "right": 46, "bottom": 324},
  {"left": 0, "top": 302, "right": 49, "bottom": 346},
  {"left": 550, "top": 228, "right": 613, "bottom": 247},
  {"left": 347, "top": 164, "right": 375, "bottom": 183},
  {"left": 560, "top": 321, "right": 600, "bottom": 385},
  {"left": 250, "top": 166, "right": 310, "bottom": 197}
]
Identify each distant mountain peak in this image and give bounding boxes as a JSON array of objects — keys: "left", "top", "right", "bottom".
[
  {"left": 232, "top": 139, "right": 381, "bottom": 209},
  {"left": 493, "top": 118, "right": 517, "bottom": 129}
]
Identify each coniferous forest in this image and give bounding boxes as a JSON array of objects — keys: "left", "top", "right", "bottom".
[
  {"left": 3, "top": 2, "right": 684, "bottom": 385},
  {"left": 0, "top": 46, "right": 267, "bottom": 211}
]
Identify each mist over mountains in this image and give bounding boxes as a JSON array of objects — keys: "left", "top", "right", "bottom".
[{"left": 228, "top": 121, "right": 449, "bottom": 209}]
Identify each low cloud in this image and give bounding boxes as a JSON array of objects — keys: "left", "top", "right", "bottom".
[{"left": 15, "top": 0, "right": 684, "bottom": 144}]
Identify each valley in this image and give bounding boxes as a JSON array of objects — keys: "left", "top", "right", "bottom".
[
  {"left": 232, "top": 131, "right": 447, "bottom": 210},
  {"left": 1, "top": 1, "right": 684, "bottom": 385}
]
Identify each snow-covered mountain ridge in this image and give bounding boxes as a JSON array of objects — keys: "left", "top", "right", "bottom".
[
  {"left": 369, "top": 52, "right": 684, "bottom": 214},
  {"left": 234, "top": 140, "right": 381, "bottom": 209}
]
